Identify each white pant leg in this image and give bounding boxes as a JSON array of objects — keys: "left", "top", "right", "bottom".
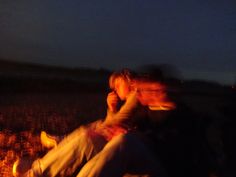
[
  {"left": 77, "top": 133, "right": 167, "bottom": 177},
  {"left": 31, "top": 126, "right": 107, "bottom": 177}
]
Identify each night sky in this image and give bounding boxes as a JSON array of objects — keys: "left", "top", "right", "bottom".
[{"left": 0, "top": 0, "right": 235, "bottom": 84}]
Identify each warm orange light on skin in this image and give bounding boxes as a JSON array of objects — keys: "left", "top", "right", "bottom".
[
  {"left": 113, "top": 77, "right": 175, "bottom": 111},
  {"left": 114, "top": 77, "right": 130, "bottom": 100}
]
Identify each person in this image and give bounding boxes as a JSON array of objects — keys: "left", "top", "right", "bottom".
[
  {"left": 76, "top": 130, "right": 167, "bottom": 177},
  {"left": 76, "top": 70, "right": 214, "bottom": 177},
  {"left": 22, "top": 69, "right": 174, "bottom": 177},
  {"left": 74, "top": 69, "right": 178, "bottom": 177}
]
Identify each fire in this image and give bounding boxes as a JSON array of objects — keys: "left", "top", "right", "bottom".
[
  {"left": 12, "top": 158, "right": 19, "bottom": 177},
  {"left": 134, "top": 80, "right": 176, "bottom": 110},
  {"left": 0, "top": 130, "right": 44, "bottom": 177},
  {"left": 3, "top": 131, "right": 55, "bottom": 177}
]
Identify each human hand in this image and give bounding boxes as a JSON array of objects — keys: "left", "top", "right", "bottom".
[{"left": 107, "top": 91, "right": 119, "bottom": 112}]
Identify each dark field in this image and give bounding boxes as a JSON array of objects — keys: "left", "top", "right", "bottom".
[{"left": 0, "top": 92, "right": 107, "bottom": 134}]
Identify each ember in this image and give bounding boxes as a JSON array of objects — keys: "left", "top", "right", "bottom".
[{"left": 0, "top": 130, "right": 44, "bottom": 177}]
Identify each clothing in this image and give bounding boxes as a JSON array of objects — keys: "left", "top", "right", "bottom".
[
  {"left": 30, "top": 125, "right": 107, "bottom": 176},
  {"left": 99, "top": 90, "right": 149, "bottom": 139},
  {"left": 77, "top": 133, "right": 167, "bottom": 177},
  {"left": 28, "top": 90, "right": 150, "bottom": 177},
  {"left": 148, "top": 103, "right": 212, "bottom": 177}
]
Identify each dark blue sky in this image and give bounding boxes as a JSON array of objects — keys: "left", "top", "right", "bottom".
[{"left": 0, "top": 0, "right": 235, "bottom": 84}]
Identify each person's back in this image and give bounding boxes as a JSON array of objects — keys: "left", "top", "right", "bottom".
[{"left": 149, "top": 102, "right": 212, "bottom": 177}]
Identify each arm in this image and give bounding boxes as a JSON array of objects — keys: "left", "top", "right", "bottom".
[{"left": 104, "top": 91, "right": 139, "bottom": 126}]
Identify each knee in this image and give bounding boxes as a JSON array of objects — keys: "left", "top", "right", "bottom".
[
  {"left": 111, "top": 134, "right": 128, "bottom": 144},
  {"left": 113, "top": 133, "right": 138, "bottom": 144},
  {"left": 61, "top": 126, "right": 92, "bottom": 148},
  {"left": 73, "top": 126, "right": 98, "bottom": 140},
  {"left": 105, "top": 133, "right": 135, "bottom": 151}
]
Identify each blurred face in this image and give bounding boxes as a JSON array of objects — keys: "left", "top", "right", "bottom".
[{"left": 114, "top": 77, "right": 130, "bottom": 100}]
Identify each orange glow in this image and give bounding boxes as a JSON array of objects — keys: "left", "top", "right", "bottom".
[
  {"left": 134, "top": 80, "right": 176, "bottom": 110},
  {"left": 0, "top": 130, "right": 43, "bottom": 177},
  {"left": 40, "top": 131, "right": 57, "bottom": 149},
  {"left": 12, "top": 158, "right": 19, "bottom": 177}
]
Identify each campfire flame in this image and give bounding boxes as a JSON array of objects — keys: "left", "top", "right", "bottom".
[
  {"left": 12, "top": 158, "right": 19, "bottom": 177},
  {"left": 0, "top": 130, "right": 45, "bottom": 177},
  {"left": 9, "top": 131, "right": 57, "bottom": 177}
]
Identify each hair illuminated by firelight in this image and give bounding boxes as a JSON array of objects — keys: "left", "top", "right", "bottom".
[
  {"left": 109, "top": 69, "right": 136, "bottom": 90},
  {"left": 109, "top": 69, "right": 175, "bottom": 110}
]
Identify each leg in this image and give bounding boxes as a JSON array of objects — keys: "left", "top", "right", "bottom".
[
  {"left": 29, "top": 125, "right": 107, "bottom": 177},
  {"left": 77, "top": 133, "right": 167, "bottom": 177}
]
